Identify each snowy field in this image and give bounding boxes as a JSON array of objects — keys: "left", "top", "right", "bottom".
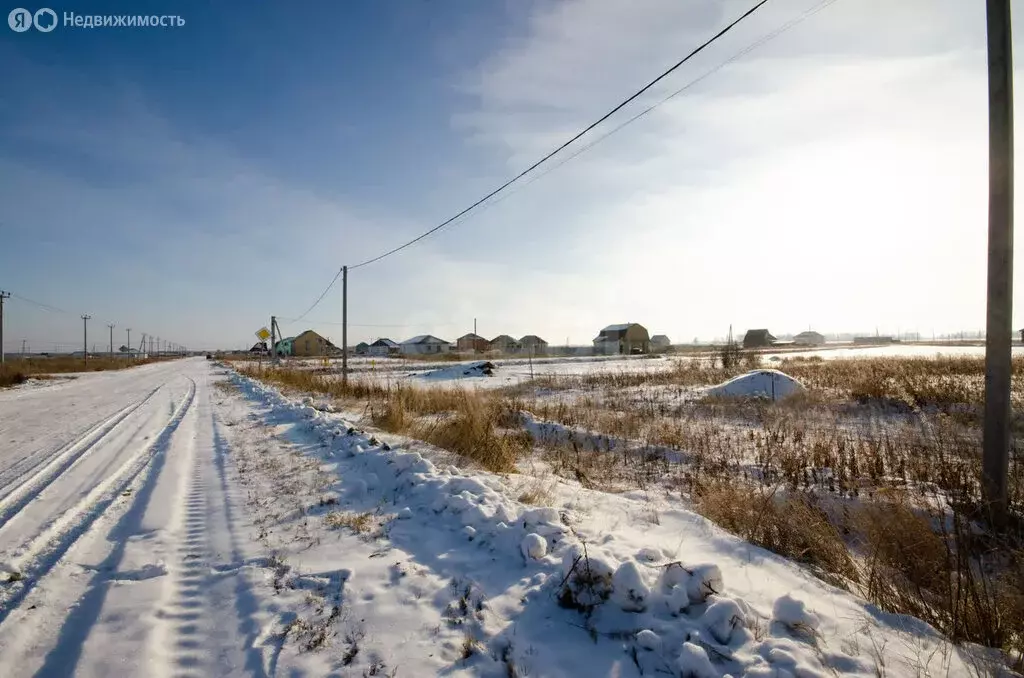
[
  {"left": 278, "top": 343, "right": 1024, "bottom": 392},
  {"left": 0, "top": 358, "right": 1002, "bottom": 676}
]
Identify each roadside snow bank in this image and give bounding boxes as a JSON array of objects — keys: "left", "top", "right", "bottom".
[
  {"left": 230, "top": 370, "right": 980, "bottom": 678},
  {"left": 706, "top": 369, "right": 805, "bottom": 401}
]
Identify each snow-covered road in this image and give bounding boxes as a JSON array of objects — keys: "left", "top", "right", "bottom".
[{"left": 0, "top": 359, "right": 274, "bottom": 677}]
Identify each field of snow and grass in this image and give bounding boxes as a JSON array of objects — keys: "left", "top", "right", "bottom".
[
  {"left": 238, "top": 348, "right": 1024, "bottom": 674},
  {"left": 241, "top": 343, "right": 1024, "bottom": 392}
]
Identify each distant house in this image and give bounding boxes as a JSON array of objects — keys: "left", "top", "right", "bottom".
[
  {"left": 400, "top": 335, "right": 451, "bottom": 355},
  {"left": 853, "top": 336, "right": 896, "bottom": 346},
  {"left": 354, "top": 341, "right": 370, "bottom": 355},
  {"left": 284, "top": 330, "right": 337, "bottom": 357},
  {"left": 793, "top": 331, "right": 825, "bottom": 347},
  {"left": 274, "top": 337, "right": 295, "bottom": 357},
  {"left": 489, "top": 335, "right": 521, "bottom": 354},
  {"left": 593, "top": 323, "right": 650, "bottom": 355},
  {"left": 456, "top": 333, "right": 490, "bottom": 353},
  {"left": 519, "top": 335, "right": 548, "bottom": 355},
  {"left": 742, "top": 329, "right": 776, "bottom": 349},
  {"left": 650, "top": 335, "right": 671, "bottom": 351},
  {"left": 368, "top": 338, "right": 400, "bottom": 357}
]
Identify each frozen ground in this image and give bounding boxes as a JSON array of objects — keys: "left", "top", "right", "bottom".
[{"left": 0, "top": 358, "right": 998, "bottom": 676}]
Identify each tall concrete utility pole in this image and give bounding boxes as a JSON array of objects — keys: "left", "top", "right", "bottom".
[
  {"left": 81, "top": 315, "right": 92, "bottom": 366},
  {"left": 108, "top": 323, "right": 115, "bottom": 356},
  {"left": 126, "top": 329, "right": 131, "bottom": 359},
  {"left": 983, "top": 0, "right": 1014, "bottom": 526},
  {"left": 0, "top": 290, "right": 9, "bottom": 365},
  {"left": 342, "top": 265, "right": 348, "bottom": 387}
]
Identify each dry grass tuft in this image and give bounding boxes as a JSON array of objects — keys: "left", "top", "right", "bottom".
[
  {"left": 324, "top": 511, "right": 376, "bottom": 534},
  {"left": 696, "top": 482, "right": 858, "bottom": 586}
]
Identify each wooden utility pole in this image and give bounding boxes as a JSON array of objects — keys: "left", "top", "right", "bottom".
[
  {"left": 82, "top": 315, "right": 91, "bottom": 366},
  {"left": 107, "top": 323, "right": 115, "bottom": 356},
  {"left": 0, "top": 291, "right": 9, "bottom": 364},
  {"left": 983, "top": 0, "right": 1014, "bottom": 526},
  {"left": 342, "top": 265, "right": 348, "bottom": 387}
]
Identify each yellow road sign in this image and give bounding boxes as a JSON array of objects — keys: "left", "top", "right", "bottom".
[{"left": 256, "top": 327, "right": 271, "bottom": 341}]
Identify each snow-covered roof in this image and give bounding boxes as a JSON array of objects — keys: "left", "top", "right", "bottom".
[
  {"left": 402, "top": 335, "right": 449, "bottom": 345},
  {"left": 458, "top": 333, "right": 485, "bottom": 341},
  {"left": 601, "top": 323, "right": 633, "bottom": 333},
  {"left": 520, "top": 335, "right": 546, "bottom": 343},
  {"left": 651, "top": 335, "right": 670, "bottom": 342},
  {"left": 371, "top": 338, "right": 399, "bottom": 347},
  {"left": 490, "top": 335, "right": 519, "bottom": 344}
]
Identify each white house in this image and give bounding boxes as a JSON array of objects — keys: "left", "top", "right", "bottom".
[
  {"left": 400, "top": 335, "right": 452, "bottom": 355},
  {"left": 368, "top": 338, "right": 400, "bottom": 357},
  {"left": 794, "top": 330, "right": 826, "bottom": 347}
]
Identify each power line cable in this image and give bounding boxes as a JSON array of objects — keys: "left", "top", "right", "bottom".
[
  {"left": 289, "top": 0, "right": 771, "bottom": 319},
  {"left": 477, "top": 0, "right": 842, "bottom": 204},
  {"left": 8, "top": 292, "right": 76, "bottom": 316},
  {"left": 347, "top": 0, "right": 769, "bottom": 271}
]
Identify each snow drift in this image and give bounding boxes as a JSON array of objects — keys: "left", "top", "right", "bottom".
[
  {"left": 418, "top": 360, "right": 496, "bottom": 381},
  {"left": 706, "top": 369, "right": 806, "bottom": 401}
]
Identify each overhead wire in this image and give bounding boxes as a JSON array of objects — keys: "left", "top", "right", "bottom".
[
  {"left": 428, "top": 0, "right": 843, "bottom": 228},
  {"left": 287, "top": 0, "right": 772, "bottom": 320},
  {"left": 346, "top": 0, "right": 769, "bottom": 271},
  {"left": 3, "top": 289, "right": 186, "bottom": 351}
]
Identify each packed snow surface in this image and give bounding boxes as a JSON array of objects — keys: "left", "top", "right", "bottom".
[{"left": 0, "top": 358, "right": 992, "bottom": 676}]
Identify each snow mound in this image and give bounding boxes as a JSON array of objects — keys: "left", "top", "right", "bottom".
[
  {"left": 706, "top": 369, "right": 806, "bottom": 401},
  {"left": 420, "top": 361, "right": 496, "bottom": 381},
  {"left": 635, "top": 629, "right": 662, "bottom": 651},
  {"left": 610, "top": 561, "right": 651, "bottom": 612},
  {"left": 521, "top": 533, "right": 547, "bottom": 560},
  {"left": 677, "top": 641, "right": 717, "bottom": 678},
  {"left": 772, "top": 594, "right": 820, "bottom": 632},
  {"left": 703, "top": 596, "right": 747, "bottom": 644}
]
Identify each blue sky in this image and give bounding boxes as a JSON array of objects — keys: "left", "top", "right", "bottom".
[{"left": 1, "top": 0, "right": 1022, "bottom": 350}]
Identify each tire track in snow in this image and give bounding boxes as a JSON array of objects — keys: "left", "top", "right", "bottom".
[
  {"left": 149, "top": 429, "right": 212, "bottom": 678},
  {"left": 0, "top": 386, "right": 162, "bottom": 529},
  {"left": 0, "top": 378, "right": 196, "bottom": 626}
]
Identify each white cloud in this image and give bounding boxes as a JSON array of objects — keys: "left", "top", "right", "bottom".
[{"left": 445, "top": 0, "right": 1023, "bottom": 340}]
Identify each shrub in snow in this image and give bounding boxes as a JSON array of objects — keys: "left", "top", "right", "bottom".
[
  {"left": 634, "top": 629, "right": 661, "bottom": 652},
  {"left": 677, "top": 642, "right": 718, "bottom": 678},
  {"left": 686, "top": 563, "right": 724, "bottom": 603},
  {"left": 559, "top": 544, "right": 615, "bottom": 612},
  {"left": 610, "top": 561, "right": 651, "bottom": 612},
  {"left": 637, "top": 547, "right": 661, "bottom": 563},
  {"left": 771, "top": 595, "right": 819, "bottom": 635},
  {"left": 703, "top": 596, "right": 747, "bottom": 644},
  {"left": 521, "top": 533, "right": 547, "bottom": 560}
]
